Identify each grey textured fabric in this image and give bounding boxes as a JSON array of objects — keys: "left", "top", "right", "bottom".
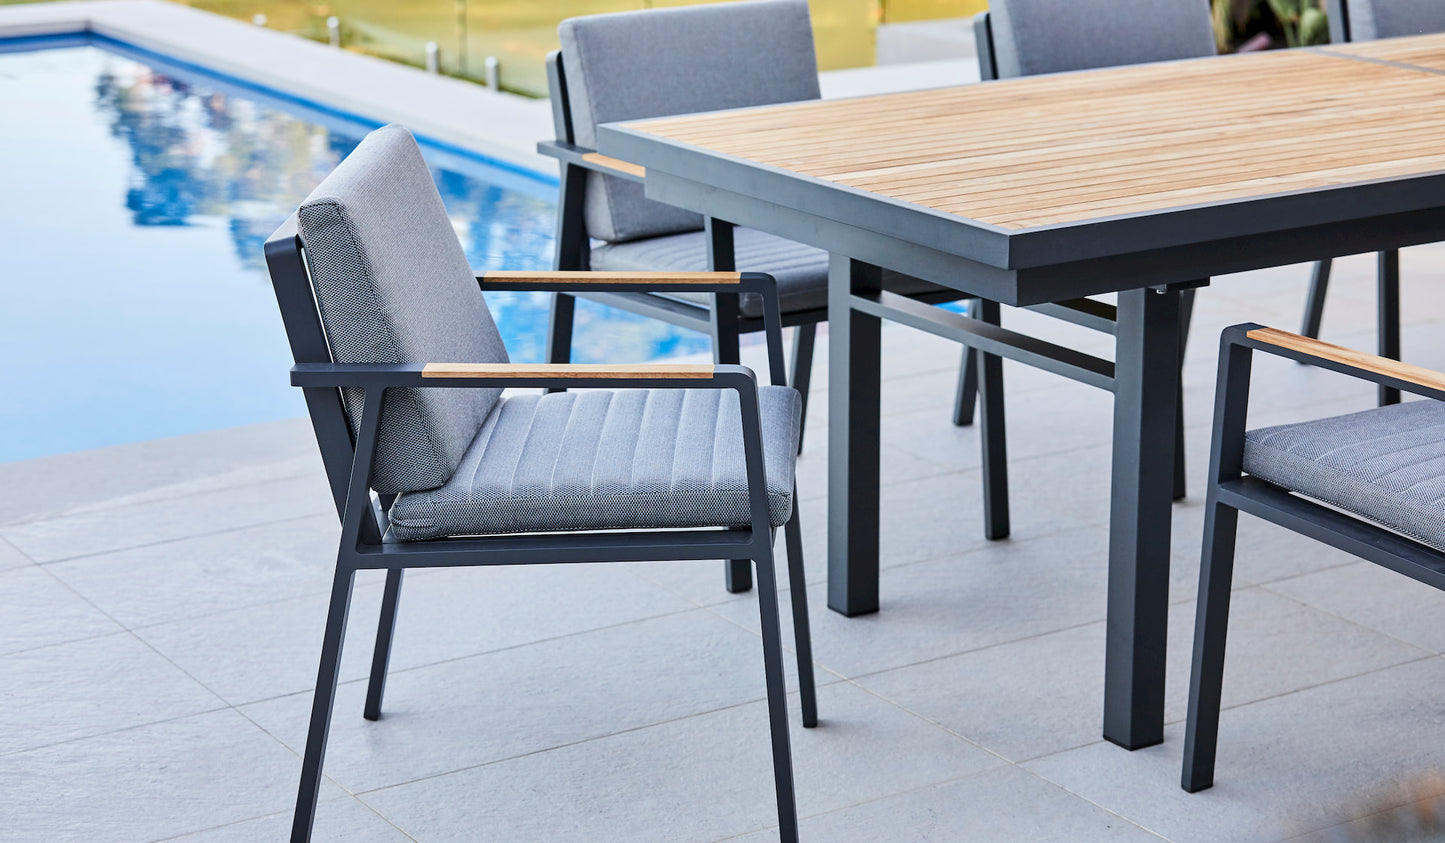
[
  {"left": 1346, "top": 0, "right": 1445, "bottom": 40},
  {"left": 388, "top": 386, "right": 801, "bottom": 539},
  {"left": 989, "top": 0, "right": 1216, "bottom": 79},
  {"left": 590, "top": 226, "right": 946, "bottom": 318},
  {"left": 1244, "top": 400, "right": 1445, "bottom": 550},
  {"left": 297, "top": 125, "right": 509, "bottom": 495},
  {"left": 559, "top": 0, "right": 820, "bottom": 242}
]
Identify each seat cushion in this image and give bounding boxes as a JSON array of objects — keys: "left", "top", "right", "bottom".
[
  {"left": 1244, "top": 400, "right": 1445, "bottom": 549},
  {"left": 297, "top": 125, "right": 509, "bottom": 495},
  {"left": 590, "top": 226, "right": 956, "bottom": 318},
  {"left": 387, "top": 386, "right": 801, "bottom": 540},
  {"left": 989, "top": 0, "right": 1215, "bottom": 79}
]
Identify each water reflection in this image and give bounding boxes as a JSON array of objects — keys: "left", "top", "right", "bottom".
[{"left": 84, "top": 50, "right": 708, "bottom": 364}]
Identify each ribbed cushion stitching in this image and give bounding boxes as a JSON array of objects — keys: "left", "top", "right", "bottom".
[
  {"left": 1244, "top": 401, "right": 1445, "bottom": 552},
  {"left": 387, "top": 387, "right": 799, "bottom": 539}
]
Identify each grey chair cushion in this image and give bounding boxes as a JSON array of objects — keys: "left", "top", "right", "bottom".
[
  {"left": 1244, "top": 400, "right": 1445, "bottom": 550},
  {"left": 590, "top": 225, "right": 953, "bottom": 318},
  {"left": 297, "top": 125, "right": 509, "bottom": 495},
  {"left": 1346, "top": 0, "right": 1445, "bottom": 40},
  {"left": 387, "top": 386, "right": 801, "bottom": 539},
  {"left": 559, "top": 0, "right": 820, "bottom": 242},
  {"left": 989, "top": 0, "right": 1216, "bottom": 78}
]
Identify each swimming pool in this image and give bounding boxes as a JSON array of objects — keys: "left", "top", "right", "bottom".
[{"left": 0, "top": 36, "right": 713, "bottom": 463}]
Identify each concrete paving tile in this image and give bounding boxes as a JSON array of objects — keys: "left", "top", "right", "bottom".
[
  {"left": 1265, "top": 562, "right": 1445, "bottom": 655},
  {"left": 1026, "top": 658, "right": 1445, "bottom": 843},
  {"left": 0, "top": 632, "right": 223, "bottom": 754},
  {"left": 364, "top": 682, "right": 1002, "bottom": 843},
  {"left": 1, "top": 472, "right": 333, "bottom": 563},
  {"left": 135, "top": 579, "right": 387, "bottom": 707},
  {"left": 0, "top": 417, "right": 317, "bottom": 528},
  {"left": 855, "top": 587, "right": 1428, "bottom": 764},
  {"left": 729, "top": 765, "right": 1162, "bottom": 842},
  {"left": 139, "top": 563, "right": 693, "bottom": 706},
  {"left": 1291, "top": 792, "right": 1445, "bottom": 843},
  {"left": 0, "top": 535, "right": 32, "bottom": 572},
  {"left": 166, "top": 796, "right": 409, "bottom": 843},
  {"left": 240, "top": 609, "right": 826, "bottom": 793},
  {"left": 712, "top": 527, "right": 1115, "bottom": 679},
  {"left": 878, "top": 376, "right": 1115, "bottom": 472},
  {"left": 46, "top": 513, "right": 342, "bottom": 627},
  {"left": 0, "top": 708, "right": 344, "bottom": 842},
  {"left": 0, "top": 565, "right": 121, "bottom": 655}
]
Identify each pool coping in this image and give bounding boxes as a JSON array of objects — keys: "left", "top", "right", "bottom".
[{"left": 0, "top": 0, "right": 557, "bottom": 177}]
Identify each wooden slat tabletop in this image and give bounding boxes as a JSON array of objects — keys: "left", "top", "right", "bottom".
[
  {"left": 1326, "top": 32, "right": 1445, "bottom": 72},
  {"left": 624, "top": 39, "right": 1445, "bottom": 232}
]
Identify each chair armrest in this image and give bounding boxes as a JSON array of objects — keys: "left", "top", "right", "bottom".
[
  {"left": 292, "top": 361, "right": 757, "bottom": 391},
  {"left": 479, "top": 270, "right": 747, "bottom": 293},
  {"left": 1236, "top": 324, "right": 1445, "bottom": 402},
  {"left": 478, "top": 271, "right": 789, "bottom": 387},
  {"left": 536, "top": 140, "right": 646, "bottom": 183}
]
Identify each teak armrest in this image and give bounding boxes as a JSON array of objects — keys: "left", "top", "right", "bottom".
[
  {"left": 422, "top": 363, "right": 714, "bottom": 379},
  {"left": 1237, "top": 325, "right": 1445, "bottom": 402},
  {"left": 535, "top": 140, "right": 646, "bottom": 182}
]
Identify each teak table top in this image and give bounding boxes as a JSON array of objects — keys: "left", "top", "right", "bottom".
[{"left": 612, "top": 34, "right": 1445, "bottom": 236}]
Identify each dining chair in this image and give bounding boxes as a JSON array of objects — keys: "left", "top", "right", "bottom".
[
  {"left": 265, "top": 124, "right": 816, "bottom": 843},
  {"left": 1298, "top": 0, "right": 1445, "bottom": 405},
  {"left": 1183, "top": 323, "right": 1445, "bottom": 792},
  {"left": 538, "top": 0, "right": 1014, "bottom": 595},
  {"left": 969, "top": 0, "right": 1212, "bottom": 499}
]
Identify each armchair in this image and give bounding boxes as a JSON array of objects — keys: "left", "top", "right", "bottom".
[
  {"left": 266, "top": 125, "right": 815, "bottom": 842},
  {"left": 1183, "top": 324, "right": 1445, "bottom": 791},
  {"left": 539, "top": 0, "right": 1012, "bottom": 595}
]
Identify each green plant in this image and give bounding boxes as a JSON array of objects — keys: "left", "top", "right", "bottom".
[{"left": 1212, "top": 0, "right": 1329, "bottom": 53}]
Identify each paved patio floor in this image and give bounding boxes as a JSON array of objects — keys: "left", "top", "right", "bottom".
[{"left": 8, "top": 250, "right": 1445, "bottom": 841}]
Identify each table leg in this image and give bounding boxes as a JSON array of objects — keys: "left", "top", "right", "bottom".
[
  {"left": 827, "top": 255, "right": 882, "bottom": 616},
  {"left": 1104, "top": 286, "right": 1182, "bottom": 750}
]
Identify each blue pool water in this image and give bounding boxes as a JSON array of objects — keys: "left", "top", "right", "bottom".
[{"left": 0, "top": 37, "right": 713, "bottom": 463}]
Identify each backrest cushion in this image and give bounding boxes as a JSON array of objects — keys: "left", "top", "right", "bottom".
[
  {"left": 989, "top": 0, "right": 1216, "bottom": 79},
  {"left": 559, "top": 0, "right": 820, "bottom": 242},
  {"left": 297, "top": 125, "right": 508, "bottom": 494},
  {"left": 1346, "top": 0, "right": 1445, "bottom": 40}
]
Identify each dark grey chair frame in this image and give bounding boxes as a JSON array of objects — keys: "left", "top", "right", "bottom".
[
  {"left": 538, "top": 48, "right": 1007, "bottom": 588},
  {"left": 1182, "top": 322, "right": 1445, "bottom": 792},
  {"left": 265, "top": 218, "right": 816, "bottom": 843},
  {"left": 966, "top": 10, "right": 1197, "bottom": 499},
  {"left": 1298, "top": 0, "right": 1403, "bottom": 406}
]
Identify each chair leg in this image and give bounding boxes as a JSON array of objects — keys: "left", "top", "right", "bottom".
[
  {"left": 1173, "top": 288, "right": 1196, "bottom": 501},
  {"left": 363, "top": 568, "right": 404, "bottom": 721},
  {"left": 292, "top": 564, "right": 357, "bottom": 843},
  {"left": 977, "top": 299, "right": 1010, "bottom": 540},
  {"left": 1378, "top": 249, "right": 1401, "bottom": 407},
  {"left": 952, "top": 299, "right": 981, "bottom": 426},
  {"left": 790, "top": 324, "right": 817, "bottom": 456},
  {"left": 754, "top": 548, "right": 800, "bottom": 842},
  {"left": 783, "top": 487, "right": 817, "bottom": 728},
  {"left": 716, "top": 316, "right": 754, "bottom": 595},
  {"left": 1181, "top": 496, "right": 1241, "bottom": 793},
  {"left": 1299, "top": 257, "right": 1332, "bottom": 340},
  {"left": 545, "top": 292, "right": 576, "bottom": 395}
]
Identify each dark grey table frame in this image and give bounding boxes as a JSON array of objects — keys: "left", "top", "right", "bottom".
[{"left": 600, "top": 97, "right": 1445, "bottom": 750}]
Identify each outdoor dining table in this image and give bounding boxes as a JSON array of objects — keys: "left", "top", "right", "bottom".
[{"left": 596, "top": 33, "right": 1445, "bottom": 752}]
